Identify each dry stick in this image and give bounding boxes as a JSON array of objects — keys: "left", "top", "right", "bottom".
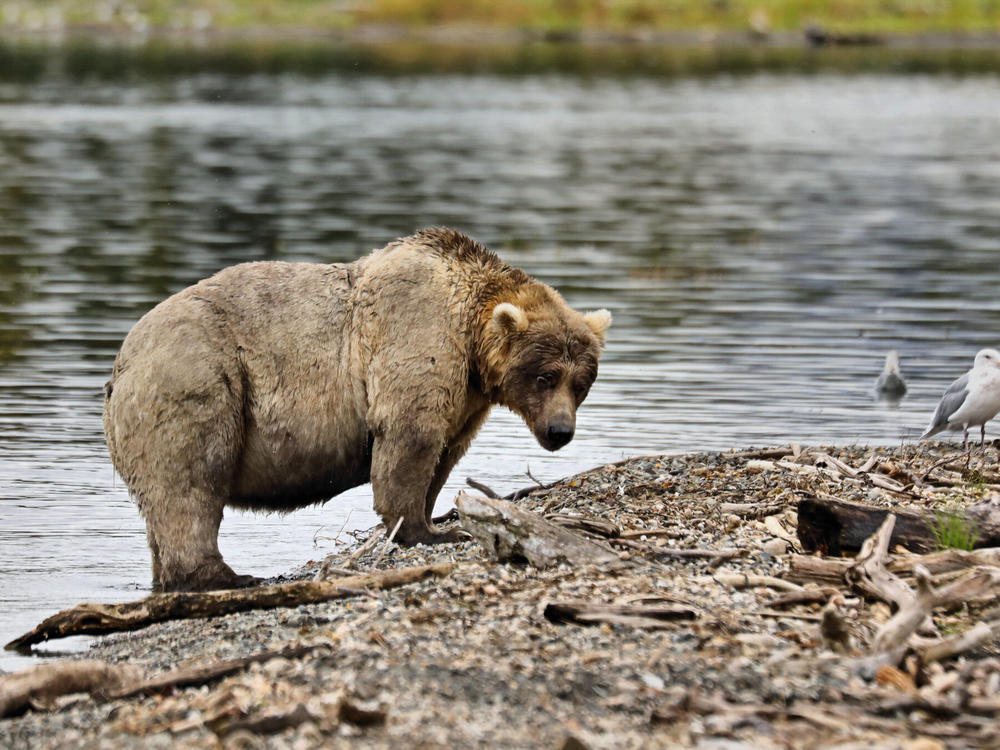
[
  {"left": 313, "top": 509, "right": 354, "bottom": 547},
  {"left": 888, "top": 547, "right": 1000, "bottom": 576},
  {"left": 858, "top": 453, "right": 879, "bottom": 473},
  {"left": 734, "top": 608, "right": 822, "bottom": 622},
  {"left": 731, "top": 446, "right": 796, "bottom": 460},
  {"left": 5, "top": 563, "right": 456, "bottom": 651},
  {"left": 810, "top": 451, "right": 859, "bottom": 478},
  {"left": 465, "top": 477, "right": 500, "bottom": 498},
  {"left": 610, "top": 537, "right": 741, "bottom": 564},
  {"left": 371, "top": 516, "right": 404, "bottom": 569},
  {"left": 109, "top": 641, "right": 329, "bottom": 699},
  {"left": 547, "top": 514, "right": 620, "bottom": 538},
  {"left": 524, "top": 466, "right": 544, "bottom": 487},
  {"left": 544, "top": 600, "right": 699, "bottom": 628},
  {"left": 618, "top": 527, "right": 677, "bottom": 539},
  {"left": 704, "top": 573, "right": 803, "bottom": 592},
  {"left": 718, "top": 501, "right": 788, "bottom": 519},
  {"left": 918, "top": 619, "right": 1000, "bottom": 664},
  {"left": 764, "top": 588, "right": 839, "bottom": 609},
  {"left": 873, "top": 564, "right": 1000, "bottom": 653},
  {"left": 919, "top": 453, "right": 967, "bottom": 482},
  {"left": 340, "top": 526, "right": 386, "bottom": 570}
]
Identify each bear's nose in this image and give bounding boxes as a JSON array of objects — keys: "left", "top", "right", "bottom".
[{"left": 546, "top": 421, "right": 574, "bottom": 450}]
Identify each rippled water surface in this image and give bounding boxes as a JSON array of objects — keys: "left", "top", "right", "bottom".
[{"left": 2, "top": 52, "right": 1000, "bottom": 669}]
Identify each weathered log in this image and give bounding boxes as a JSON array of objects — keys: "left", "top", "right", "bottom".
[
  {"left": 846, "top": 515, "right": 915, "bottom": 611},
  {"left": 917, "top": 619, "right": 1000, "bottom": 664},
  {"left": 0, "top": 660, "right": 142, "bottom": 717},
  {"left": 873, "top": 565, "right": 1000, "bottom": 653},
  {"left": 889, "top": 547, "right": 1000, "bottom": 576},
  {"left": 784, "top": 554, "right": 852, "bottom": 586},
  {"left": 546, "top": 513, "right": 621, "bottom": 539},
  {"left": 543, "top": 600, "right": 698, "bottom": 628},
  {"left": 5, "top": 563, "right": 455, "bottom": 652},
  {"left": 797, "top": 495, "right": 1000, "bottom": 555},
  {"left": 455, "top": 492, "right": 624, "bottom": 568}
]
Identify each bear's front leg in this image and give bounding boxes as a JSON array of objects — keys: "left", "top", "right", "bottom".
[{"left": 370, "top": 430, "right": 466, "bottom": 546}]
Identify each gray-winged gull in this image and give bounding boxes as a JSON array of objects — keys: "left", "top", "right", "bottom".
[
  {"left": 921, "top": 348, "right": 1000, "bottom": 449},
  {"left": 874, "top": 350, "right": 907, "bottom": 399}
]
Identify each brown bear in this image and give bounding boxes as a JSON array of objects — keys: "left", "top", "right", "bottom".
[{"left": 103, "top": 228, "right": 610, "bottom": 592}]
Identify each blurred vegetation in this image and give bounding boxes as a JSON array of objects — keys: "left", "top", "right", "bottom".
[
  {"left": 1, "top": 0, "right": 999, "bottom": 35},
  {"left": 4, "top": 36, "right": 1000, "bottom": 79}
]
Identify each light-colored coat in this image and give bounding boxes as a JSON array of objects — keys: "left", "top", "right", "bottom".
[{"left": 104, "top": 229, "right": 610, "bottom": 591}]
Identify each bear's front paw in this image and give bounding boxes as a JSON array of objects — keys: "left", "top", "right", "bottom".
[{"left": 395, "top": 524, "right": 470, "bottom": 547}]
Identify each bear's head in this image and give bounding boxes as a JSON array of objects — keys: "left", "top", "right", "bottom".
[{"left": 481, "top": 290, "right": 611, "bottom": 452}]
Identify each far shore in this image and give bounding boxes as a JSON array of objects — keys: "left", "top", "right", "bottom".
[
  {"left": 4, "top": 24, "right": 1000, "bottom": 80},
  {"left": 5, "top": 23, "right": 1000, "bottom": 50}
]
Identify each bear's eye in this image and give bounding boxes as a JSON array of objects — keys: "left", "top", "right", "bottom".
[{"left": 536, "top": 373, "right": 555, "bottom": 388}]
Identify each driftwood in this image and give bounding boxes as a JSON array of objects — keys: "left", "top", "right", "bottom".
[
  {"left": 845, "top": 514, "right": 915, "bottom": 611},
  {"left": 784, "top": 554, "right": 852, "bottom": 586},
  {"left": 465, "top": 473, "right": 558, "bottom": 502},
  {"left": 543, "top": 600, "right": 698, "bottom": 629},
  {"left": 0, "top": 660, "right": 142, "bottom": 717},
  {"left": 610, "top": 537, "right": 741, "bottom": 565},
  {"left": 455, "top": 491, "right": 624, "bottom": 568},
  {"left": 0, "top": 642, "right": 333, "bottom": 719},
  {"left": 873, "top": 564, "right": 1000, "bottom": 653},
  {"left": 797, "top": 495, "right": 1000, "bottom": 555},
  {"left": 546, "top": 513, "right": 621, "bottom": 538},
  {"left": 918, "top": 619, "right": 1000, "bottom": 664},
  {"left": 764, "top": 588, "right": 839, "bottom": 608},
  {"left": 889, "top": 547, "right": 1000, "bottom": 576},
  {"left": 6, "top": 563, "right": 455, "bottom": 651},
  {"left": 109, "top": 642, "right": 329, "bottom": 699}
]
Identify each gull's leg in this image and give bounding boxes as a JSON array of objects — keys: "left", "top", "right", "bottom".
[
  {"left": 981, "top": 424, "right": 987, "bottom": 449},
  {"left": 963, "top": 426, "right": 970, "bottom": 451}
]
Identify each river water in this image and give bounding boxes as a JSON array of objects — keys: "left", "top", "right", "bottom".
[{"left": 2, "top": 44, "right": 1000, "bottom": 669}]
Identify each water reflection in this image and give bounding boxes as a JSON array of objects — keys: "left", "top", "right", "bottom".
[{"left": 2, "top": 54, "right": 1000, "bottom": 669}]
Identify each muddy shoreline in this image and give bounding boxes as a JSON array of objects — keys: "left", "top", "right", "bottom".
[{"left": 2, "top": 442, "right": 999, "bottom": 749}]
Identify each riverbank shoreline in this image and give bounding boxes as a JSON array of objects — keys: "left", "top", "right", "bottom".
[
  {"left": 2, "top": 442, "right": 998, "bottom": 748},
  {"left": 6, "top": 23, "right": 1000, "bottom": 51}
]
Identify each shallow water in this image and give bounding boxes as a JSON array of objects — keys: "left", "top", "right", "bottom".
[{"left": 2, "top": 56, "right": 1000, "bottom": 670}]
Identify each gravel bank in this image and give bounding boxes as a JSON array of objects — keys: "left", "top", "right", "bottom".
[{"left": 2, "top": 443, "right": 998, "bottom": 749}]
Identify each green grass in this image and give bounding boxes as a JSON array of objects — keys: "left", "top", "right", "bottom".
[
  {"left": 930, "top": 510, "right": 980, "bottom": 551},
  {"left": 6, "top": 0, "right": 1000, "bottom": 35}
]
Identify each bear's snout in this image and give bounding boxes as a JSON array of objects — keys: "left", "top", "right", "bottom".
[{"left": 541, "top": 415, "right": 575, "bottom": 451}]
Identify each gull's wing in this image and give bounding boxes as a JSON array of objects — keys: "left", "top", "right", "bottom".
[{"left": 922, "top": 372, "right": 970, "bottom": 438}]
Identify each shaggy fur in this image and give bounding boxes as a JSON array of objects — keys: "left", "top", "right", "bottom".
[{"left": 104, "top": 228, "right": 610, "bottom": 592}]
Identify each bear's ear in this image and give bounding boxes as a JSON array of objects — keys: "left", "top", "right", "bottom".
[
  {"left": 583, "top": 309, "right": 612, "bottom": 344},
  {"left": 491, "top": 302, "right": 528, "bottom": 334}
]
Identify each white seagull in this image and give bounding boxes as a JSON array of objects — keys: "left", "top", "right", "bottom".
[
  {"left": 922, "top": 348, "right": 1000, "bottom": 450},
  {"left": 874, "top": 350, "right": 907, "bottom": 400}
]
